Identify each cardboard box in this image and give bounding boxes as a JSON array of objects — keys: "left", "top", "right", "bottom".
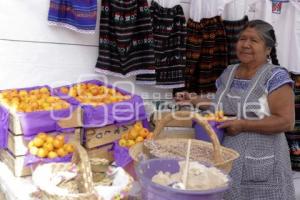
[
  {"left": 86, "top": 143, "right": 114, "bottom": 162},
  {"left": 7, "top": 128, "right": 81, "bottom": 157},
  {"left": 0, "top": 150, "right": 31, "bottom": 177},
  {"left": 82, "top": 122, "right": 138, "bottom": 149}
]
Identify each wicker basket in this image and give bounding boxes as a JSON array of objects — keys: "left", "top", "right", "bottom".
[
  {"left": 32, "top": 141, "right": 99, "bottom": 200},
  {"left": 129, "top": 111, "right": 240, "bottom": 173}
]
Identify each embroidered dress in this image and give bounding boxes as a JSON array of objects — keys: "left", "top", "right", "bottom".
[
  {"left": 184, "top": 16, "right": 228, "bottom": 94},
  {"left": 136, "top": 1, "right": 187, "bottom": 88},
  {"left": 223, "top": 16, "right": 248, "bottom": 65},
  {"left": 95, "top": 0, "right": 155, "bottom": 77},
  {"left": 48, "top": 0, "right": 97, "bottom": 34},
  {"left": 214, "top": 64, "right": 295, "bottom": 200}
]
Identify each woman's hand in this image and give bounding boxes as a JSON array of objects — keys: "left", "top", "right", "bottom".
[{"left": 218, "top": 119, "right": 246, "bottom": 136}]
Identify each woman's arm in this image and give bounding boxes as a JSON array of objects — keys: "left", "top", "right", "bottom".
[{"left": 219, "top": 84, "right": 295, "bottom": 135}]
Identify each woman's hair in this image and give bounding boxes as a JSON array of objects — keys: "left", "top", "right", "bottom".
[{"left": 241, "top": 20, "right": 280, "bottom": 65}]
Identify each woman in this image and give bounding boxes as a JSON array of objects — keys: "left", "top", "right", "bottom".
[{"left": 176, "top": 20, "right": 296, "bottom": 199}]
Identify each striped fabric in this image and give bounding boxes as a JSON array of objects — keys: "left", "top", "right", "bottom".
[
  {"left": 223, "top": 16, "right": 249, "bottom": 65},
  {"left": 95, "top": 0, "right": 155, "bottom": 77},
  {"left": 48, "top": 0, "right": 97, "bottom": 33},
  {"left": 184, "top": 16, "right": 228, "bottom": 94},
  {"left": 136, "top": 1, "right": 187, "bottom": 88}
]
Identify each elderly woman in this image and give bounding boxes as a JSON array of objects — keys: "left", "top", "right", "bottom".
[{"left": 176, "top": 20, "right": 296, "bottom": 200}]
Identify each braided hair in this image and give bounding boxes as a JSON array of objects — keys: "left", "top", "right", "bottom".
[{"left": 241, "top": 20, "right": 280, "bottom": 66}]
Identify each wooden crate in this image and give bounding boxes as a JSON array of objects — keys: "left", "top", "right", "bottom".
[
  {"left": 0, "top": 150, "right": 31, "bottom": 177},
  {"left": 82, "top": 122, "right": 138, "bottom": 149},
  {"left": 7, "top": 128, "right": 81, "bottom": 157},
  {"left": 86, "top": 143, "right": 114, "bottom": 162},
  {"left": 8, "top": 107, "right": 82, "bottom": 135}
]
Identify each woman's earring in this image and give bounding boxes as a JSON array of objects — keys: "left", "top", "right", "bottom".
[{"left": 267, "top": 54, "right": 271, "bottom": 63}]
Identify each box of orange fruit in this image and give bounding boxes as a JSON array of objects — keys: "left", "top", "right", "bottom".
[
  {"left": 7, "top": 128, "right": 80, "bottom": 157},
  {"left": 54, "top": 80, "right": 147, "bottom": 128},
  {"left": 0, "top": 130, "right": 80, "bottom": 177},
  {"left": 113, "top": 121, "right": 153, "bottom": 167},
  {"left": 0, "top": 86, "right": 79, "bottom": 136}
]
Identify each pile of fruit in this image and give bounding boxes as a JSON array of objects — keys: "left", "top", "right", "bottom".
[
  {"left": 202, "top": 111, "right": 228, "bottom": 122},
  {"left": 28, "top": 132, "right": 75, "bottom": 159},
  {"left": 59, "top": 83, "right": 131, "bottom": 106},
  {"left": 118, "top": 121, "right": 153, "bottom": 148},
  {"left": 0, "top": 87, "right": 70, "bottom": 112}
]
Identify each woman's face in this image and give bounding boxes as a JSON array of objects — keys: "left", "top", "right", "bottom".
[{"left": 236, "top": 27, "right": 270, "bottom": 67}]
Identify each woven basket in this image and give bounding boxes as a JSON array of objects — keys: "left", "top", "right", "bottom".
[
  {"left": 32, "top": 141, "right": 99, "bottom": 200},
  {"left": 129, "top": 111, "right": 240, "bottom": 173}
]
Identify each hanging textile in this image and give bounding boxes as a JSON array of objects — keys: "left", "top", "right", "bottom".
[
  {"left": 272, "top": 0, "right": 300, "bottom": 73},
  {"left": 189, "top": 0, "right": 227, "bottom": 22},
  {"left": 223, "top": 15, "right": 249, "bottom": 65},
  {"left": 136, "top": 1, "right": 187, "bottom": 88},
  {"left": 95, "top": 0, "right": 155, "bottom": 77},
  {"left": 184, "top": 16, "right": 228, "bottom": 94},
  {"left": 48, "top": 0, "right": 97, "bottom": 34}
]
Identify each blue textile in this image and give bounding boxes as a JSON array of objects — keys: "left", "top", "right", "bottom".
[{"left": 48, "top": 0, "right": 97, "bottom": 33}]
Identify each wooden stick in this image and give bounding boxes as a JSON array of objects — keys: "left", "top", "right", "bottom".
[{"left": 182, "top": 139, "right": 191, "bottom": 189}]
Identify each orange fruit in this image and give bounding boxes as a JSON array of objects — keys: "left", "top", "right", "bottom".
[
  {"left": 60, "top": 87, "right": 69, "bottom": 94},
  {"left": 39, "top": 87, "right": 49, "bottom": 94},
  {"left": 119, "top": 139, "right": 127, "bottom": 147},
  {"left": 121, "top": 132, "right": 129, "bottom": 140},
  {"left": 63, "top": 144, "right": 74, "bottom": 153},
  {"left": 53, "top": 139, "right": 64, "bottom": 149},
  {"left": 46, "top": 135, "right": 54, "bottom": 144},
  {"left": 48, "top": 151, "right": 58, "bottom": 159},
  {"left": 133, "top": 122, "right": 143, "bottom": 131},
  {"left": 29, "top": 146, "right": 39, "bottom": 155},
  {"left": 56, "top": 148, "right": 67, "bottom": 157},
  {"left": 146, "top": 132, "right": 154, "bottom": 140},
  {"left": 27, "top": 141, "right": 35, "bottom": 149},
  {"left": 43, "top": 142, "right": 54, "bottom": 152},
  {"left": 37, "top": 132, "right": 48, "bottom": 141},
  {"left": 128, "top": 129, "right": 138, "bottom": 140},
  {"left": 139, "top": 128, "right": 149, "bottom": 138},
  {"left": 135, "top": 136, "right": 144, "bottom": 143},
  {"left": 126, "top": 140, "right": 135, "bottom": 148},
  {"left": 37, "top": 148, "right": 48, "bottom": 158},
  {"left": 33, "top": 137, "right": 44, "bottom": 147},
  {"left": 55, "top": 135, "right": 65, "bottom": 142}
]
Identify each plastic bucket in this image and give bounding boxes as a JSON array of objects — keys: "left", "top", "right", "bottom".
[
  {"left": 136, "top": 158, "right": 230, "bottom": 200},
  {"left": 194, "top": 121, "right": 224, "bottom": 143}
]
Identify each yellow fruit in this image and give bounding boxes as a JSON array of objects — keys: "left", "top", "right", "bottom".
[
  {"left": 119, "top": 139, "right": 127, "bottom": 147},
  {"left": 46, "top": 135, "right": 54, "bottom": 144},
  {"left": 121, "top": 132, "right": 129, "bottom": 140},
  {"left": 53, "top": 138, "right": 64, "bottom": 149},
  {"left": 126, "top": 140, "right": 135, "bottom": 147},
  {"left": 33, "top": 137, "right": 44, "bottom": 147},
  {"left": 63, "top": 144, "right": 74, "bottom": 153},
  {"left": 133, "top": 122, "right": 143, "bottom": 132},
  {"left": 29, "top": 146, "right": 39, "bottom": 155},
  {"left": 139, "top": 128, "right": 149, "bottom": 138},
  {"left": 37, "top": 148, "right": 48, "bottom": 158},
  {"left": 55, "top": 135, "right": 65, "bottom": 142},
  {"left": 146, "top": 132, "right": 154, "bottom": 140},
  {"left": 37, "top": 132, "right": 48, "bottom": 141},
  {"left": 48, "top": 151, "right": 58, "bottom": 159},
  {"left": 43, "top": 142, "right": 54, "bottom": 152},
  {"left": 56, "top": 148, "right": 67, "bottom": 157},
  {"left": 128, "top": 129, "right": 139, "bottom": 140},
  {"left": 27, "top": 141, "right": 35, "bottom": 149},
  {"left": 39, "top": 87, "right": 49, "bottom": 94},
  {"left": 60, "top": 87, "right": 69, "bottom": 94},
  {"left": 135, "top": 136, "right": 144, "bottom": 143}
]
